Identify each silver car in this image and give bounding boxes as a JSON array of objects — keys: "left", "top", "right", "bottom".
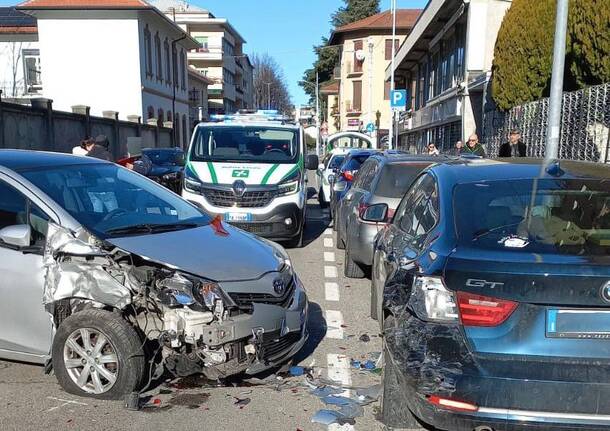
[
  {"left": 338, "top": 153, "right": 439, "bottom": 278},
  {"left": 0, "top": 150, "right": 307, "bottom": 399}
]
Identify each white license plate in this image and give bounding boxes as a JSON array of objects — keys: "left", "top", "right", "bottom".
[{"left": 224, "top": 212, "right": 252, "bottom": 222}]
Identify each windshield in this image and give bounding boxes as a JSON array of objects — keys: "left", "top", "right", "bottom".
[
  {"left": 454, "top": 179, "right": 610, "bottom": 255},
  {"left": 21, "top": 164, "right": 210, "bottom": 238},
  {"left": 190, "top": 125, "right": 300, "bottom": 164},
  {"left": 374, "top": 164, "right": 432, "bottom": 198}
]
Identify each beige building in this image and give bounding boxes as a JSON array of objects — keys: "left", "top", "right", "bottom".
[
  {"left": 327, "top": 9, "right": 420, "bottom": 145},
  {"left": 152, "top": 0, "right": 254, "bottom": 115}
]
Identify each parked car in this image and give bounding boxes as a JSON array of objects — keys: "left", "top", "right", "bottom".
[
  {"left": 338, "top": 153, "right": 441, "bottom": 278},
  {"left": 141, "top": 147, "right": 185, "bottom": 194},
  {"left": 371, "top": 158, "right": 610, "bottom": 430},
  {"left": 0, "top": 150, "right": 308, "bottom": 400},
  {"left": 330, "top": 149, "right": 378, "bottom": 229},
  {"left": 315, "top": 147, "right": 352, "bottom": 208}
]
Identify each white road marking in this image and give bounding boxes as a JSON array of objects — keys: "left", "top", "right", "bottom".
[
  {"left": 327, "top": 353, "right": 352, "bottom": 397},
  {"left": 324, "top": 228, "right": 333, "bottom": 235},
  {"left": 325, "top": 282, "right": 340, "bottom": 301},
  {"left": 324, "top": 266, "right": 338, "bottom": 278},
  {"left": 328, "top": 424, "right": 356, "bottom": 431},
  {"left": 324, "top": 251, "right": 335, "bottom": 262},
  {"left": 325, "top": 310, "right": 344, "bottom": 339},
  {"left": 45, "top": 396, "right": 88, "bottom": 412},
  {"left": 324, "top": 237, "right": 334, "bottom": 248}
]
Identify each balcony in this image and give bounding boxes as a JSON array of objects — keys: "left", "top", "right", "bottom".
[
  {"left": 346, "top": 61, "right": 363, "bottom": 78},
  {"left": 188, "top": 45, "right": 223, "bottom": 61},
  {"left": 345, "top": 100, "right": 361, "bottom": 116},
  {"left": 208, "top": 88, "right": 223, "bottom": 99}
]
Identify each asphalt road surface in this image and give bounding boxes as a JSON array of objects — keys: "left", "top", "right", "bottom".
[{"left": 0, "top": 186, "right": 423, "bottom": 431}]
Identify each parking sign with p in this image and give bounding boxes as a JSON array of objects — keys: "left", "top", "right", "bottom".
[{"left": 390, "top": 89, "right": 408, "bottom": 111}]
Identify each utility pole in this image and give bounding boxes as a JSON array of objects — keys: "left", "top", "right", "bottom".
[
  {"left": 545, "top": 0, "right": 569, "bottom": 162},
  {"left": 315, "top": 71, "right": 320, "bottom": 156},
  {"left": 388, "top": 0, "right": 397, "bottom": 150}
]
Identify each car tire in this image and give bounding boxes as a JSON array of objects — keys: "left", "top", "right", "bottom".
[
  {"left": 344, "top": 248, "right": 365, "bottom": 278},
  {"left": 52, "top": 309, "right": 145, "bottom": 400},
  {"left": 286, "top": 227, "right": 304, "bottom": 248},
  {"left": 381, "top": 316, "right": 421, "bottom": 429}
]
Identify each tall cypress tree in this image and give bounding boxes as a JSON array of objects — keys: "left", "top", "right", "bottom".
[{"left": 491, "top": 0, "right": 610, "bottom": 111}]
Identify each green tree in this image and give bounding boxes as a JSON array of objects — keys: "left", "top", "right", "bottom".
[
  {"left": 299, "top": 0, "right": 380, "bottom": 105},
  {"left": 492, "top": 0, "right": 610, "bottom": 111}
]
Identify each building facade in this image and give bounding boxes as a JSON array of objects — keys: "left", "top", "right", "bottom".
[
  {"left": 152, "top": 0, "right": 254, "bottom": 115},
  {"left": 16, "top": 0, "right": 198, "bottom": 148},
  {"left": 386, "top": 0, "right": 512, "bottom": 152},
  {"left": 0, "top": 7, "right": 40, "bottom": 102},
  {"left": 188, "top": 66, "right": 212, "bottom": 126},
  {"left": 327, "top": 9, "right": 420, "bottom": 144}
]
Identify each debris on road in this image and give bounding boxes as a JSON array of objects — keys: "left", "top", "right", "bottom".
[{"left": 358, "top": 334, "right": 371, "bottom": 342}]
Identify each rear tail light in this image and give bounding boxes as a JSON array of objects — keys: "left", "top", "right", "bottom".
[
  {"left": 427, "top": 395, "right": 478, "bottom": 412},
  {"left": 457, "top": 291, "right": 518, "bottom": 327},
  {"left": 409, "top": 276, "right": 459, "bottom": 322},
  {"left": 341, "top": 170, "right": 354, "bottom": 181}
]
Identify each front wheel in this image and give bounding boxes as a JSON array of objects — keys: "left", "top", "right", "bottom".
[{"left": 52, "top": 309, "right": 145, "bottom": 400}]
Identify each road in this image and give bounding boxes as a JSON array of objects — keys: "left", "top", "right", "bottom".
[{"left": 0, "top": 188, "right": 409, "bottom": 431}]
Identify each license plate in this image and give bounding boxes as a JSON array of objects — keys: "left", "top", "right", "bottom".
[
  {"left": 546, "top": 309, "right": 610, "bottom": 339},
  {"left": 224, "top": 212, "right": 252, "bottom": 222}
]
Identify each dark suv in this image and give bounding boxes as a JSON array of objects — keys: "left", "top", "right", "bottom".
[{"left": 371, "top": 158, "right": 610, "bottom": 431}]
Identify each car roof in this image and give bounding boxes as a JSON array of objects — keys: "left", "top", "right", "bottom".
[
  {"left": 430, "top": 158, "right": 610, "bottom": 184},
  {"left": 372, "top": 152, "right": 449, "bottom": 164},
  {"left": 0, "top": 149, "right": 108, "bottom": 171},
  {"left": 196, "top": 121, "right": 300, "bottom": 130}
]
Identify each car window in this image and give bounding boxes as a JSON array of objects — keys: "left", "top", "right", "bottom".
[
  {"left": 374, "top": 163, "right": 432, "bottom": 198},
  {"left": 328, "top": 155, "right": 345, "bottom": 170},
  {"left": 359, "top": 160, "right": 380, "bottom": 191},
  {"left": 341, "top": 154, "right": 369, "bottom": 172},
  {"left": 0, "top": 180, "right": 49, "bottom": 246},
  {"left": 395, "top": 174, "right": 438, "bottom": 238},
  {"left": 352, "top": 160, "right": 373, "bottom": 188}
]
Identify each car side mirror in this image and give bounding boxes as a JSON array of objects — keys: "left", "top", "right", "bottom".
[
  {"left": 0, "top": 224, "right": 31, "bottom": 248},
  {"left": 175, "top": 152, "right": 186, "bottom": 167},
  {"left": 306, "top": 154, "right": 319, "bottom": 170},
  {"left": 361, "top": 204, "right": 388, "bottom": 223}
]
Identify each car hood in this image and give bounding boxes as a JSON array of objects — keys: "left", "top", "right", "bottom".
[{"left": 106, "top": 223, "right": 286, "bottom": 282}]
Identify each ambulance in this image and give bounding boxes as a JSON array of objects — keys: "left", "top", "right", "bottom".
[{"left": 182, "top": 111, "right": 318, "bottom": 247}]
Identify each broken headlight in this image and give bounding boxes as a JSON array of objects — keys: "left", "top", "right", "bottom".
[{"left": 157, "top": 272, "right": 224, "bottom": 310}]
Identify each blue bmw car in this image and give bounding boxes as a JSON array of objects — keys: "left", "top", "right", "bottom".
[{"left": 368, "top": 158, "right": 610, "bottom": 430}]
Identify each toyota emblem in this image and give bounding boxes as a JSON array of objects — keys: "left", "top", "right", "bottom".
[
  {"left": 273, "top": 279, "right": 286, "bottom": 295},
  {"left": 601, "top": 282, "right": 610, "bottom": 304},
  {"left": 232, "top": 180, "right": 247, "bottom": 197}
]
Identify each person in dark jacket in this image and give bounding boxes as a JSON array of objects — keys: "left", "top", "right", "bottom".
[
  {"left": 464, "top": 133, "right": 486, "bottom": 157},
  {"left": 83, "top": 137, "right": 112, "bottom": 161},
  {"left": 499, "top": 129, "right": 527, "bottom": 157}
]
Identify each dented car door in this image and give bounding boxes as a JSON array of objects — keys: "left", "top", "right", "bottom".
[{"left": 0, "top": 178, "right": 52, "bottom": 359}]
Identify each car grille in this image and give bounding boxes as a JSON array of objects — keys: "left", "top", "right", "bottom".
[
  {"left": 229, "top": 278, "right": 295, "bottom": 310},
  {"left": 202, "top": 187, "right": 276, "bottom": 208},
  {"left": 230, "top": 222, "right": 274, "bottom": 235},
  {"left": 261, "top": 330, "right": 301, "bottom": 360}
]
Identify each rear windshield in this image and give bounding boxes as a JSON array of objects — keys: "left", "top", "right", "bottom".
[
  {"left": 190, "top": 126, "right": 299, "bottom": 164},
  {"left": 143, "top": 149, "right": 182, "bottom": 165},
  {"left": 341, "top": 155, "right": 370, "bottom": 172},
  {"left": 454, "top": 179, "right": 610, "bottom": 255},
  {"left": 374, "top": 164, "right": 431, "bottom": 198}
]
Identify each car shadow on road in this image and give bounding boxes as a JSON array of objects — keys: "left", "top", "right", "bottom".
[
  {"left": 292, "top": 301, "right": 326, "bottom": 365},
  {"left": 302, "top": 188, "right": 330, "bottom": 248}
]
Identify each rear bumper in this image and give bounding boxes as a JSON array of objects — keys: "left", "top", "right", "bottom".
[{"left": 386, "top": 315, "right": 610, "bottom": 431}]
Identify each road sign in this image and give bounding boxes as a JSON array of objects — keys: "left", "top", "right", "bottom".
[
  {"left": 366, "top": 122, "right": 376, "bottom": 133},
  {"left": 390, "top": 89, "right": 407, "bottom": 111}
]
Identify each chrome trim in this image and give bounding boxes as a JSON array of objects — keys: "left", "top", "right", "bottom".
[{"left": 478, "top": 407, "right": 610, "bottom": 425}]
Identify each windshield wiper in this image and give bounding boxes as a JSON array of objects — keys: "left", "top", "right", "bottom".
[{"left": 106, "top": 222, "right": 198, "bottom": 236}]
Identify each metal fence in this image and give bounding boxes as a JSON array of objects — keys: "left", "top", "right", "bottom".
[{"left": 483, "top": 83, "right": 610, "bottom": 162}]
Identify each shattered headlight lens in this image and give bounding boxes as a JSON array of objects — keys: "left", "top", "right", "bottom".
[
  {"left": 157, "top": 273, "right": 224, "bottom": 310},
  {"left": 410, "top": 276, "right": 458, "bottom": 323}
]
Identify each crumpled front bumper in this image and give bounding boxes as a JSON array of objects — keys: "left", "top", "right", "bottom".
[{"left": 203, "top": 275, "right": 309, "bottom": 374}]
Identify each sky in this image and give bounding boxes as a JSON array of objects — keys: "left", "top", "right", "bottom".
[{"left": 1, "top": 0, "right": 429, "bottom": 106}]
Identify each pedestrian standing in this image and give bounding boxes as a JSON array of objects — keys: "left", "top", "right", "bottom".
[
  {"left": 499, "top": 129, "right": 527, "bottom": 157},
  {"left": 83, "top": 137, "right": 112, "bottom": 161},
  {"left": 427, "top": 143, "right": 440, "bottom": 156},
  {"left": 453, "top": 140, "right": 464, "bottom": 156},
  {"left": 464, "top": 134, "right": 486, "bottom": 157}
]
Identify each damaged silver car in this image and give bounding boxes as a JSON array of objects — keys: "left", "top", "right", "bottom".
[{"left": 0, "top": 150, "right": 308, "bottom": 399}]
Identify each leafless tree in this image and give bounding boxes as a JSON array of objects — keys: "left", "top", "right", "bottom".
[
  {"left": 251, "top": 53, "right": 292, "bottom": 114},
  {"left": 8, "top": 42, "right": 23, "bottom": 97}
]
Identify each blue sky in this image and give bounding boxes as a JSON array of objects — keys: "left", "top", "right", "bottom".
[{"left": 1, "top": 0, "right": 429, "bottom": 106}]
